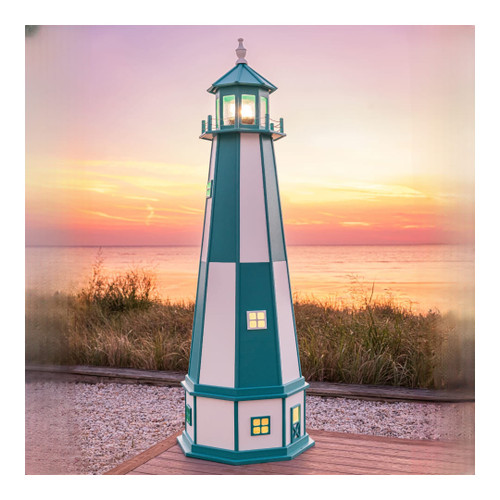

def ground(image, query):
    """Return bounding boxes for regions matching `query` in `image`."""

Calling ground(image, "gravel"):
[25,381,474,475]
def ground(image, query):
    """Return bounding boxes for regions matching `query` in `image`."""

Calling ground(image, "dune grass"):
[25,261,474,390]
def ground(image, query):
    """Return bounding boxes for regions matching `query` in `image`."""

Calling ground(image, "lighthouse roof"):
[208,62,277,94]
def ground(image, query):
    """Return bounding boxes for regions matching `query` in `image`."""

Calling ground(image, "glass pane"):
[215,98,220,128]
[241,94,256,125]
[223,95,235,125]
[260,97,268,127]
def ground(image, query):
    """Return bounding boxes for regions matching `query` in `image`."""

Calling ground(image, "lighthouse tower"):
[177,39,314,465]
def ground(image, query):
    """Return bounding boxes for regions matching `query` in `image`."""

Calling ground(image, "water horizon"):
[25,244,474,315]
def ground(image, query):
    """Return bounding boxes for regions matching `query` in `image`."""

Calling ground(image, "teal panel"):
[261,137,286,261]
[237,263,281,388]
[177,430,314,465]
[187,260,208,382]
[209,133,239,262]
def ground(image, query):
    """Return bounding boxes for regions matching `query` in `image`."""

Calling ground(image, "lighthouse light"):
[223,95,236,125]
[247,310,267,330]
[241,94,256,124]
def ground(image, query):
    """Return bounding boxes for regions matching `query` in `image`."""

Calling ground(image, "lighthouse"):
[177,39,314,465]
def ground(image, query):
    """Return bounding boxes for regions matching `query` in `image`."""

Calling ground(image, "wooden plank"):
[311,431,474,458]
[134,462,216,475]
[109,429,474,476]
[154,449,407,475]
[104,431,183,475]
[25,364,474,402]
[304,441,473,465]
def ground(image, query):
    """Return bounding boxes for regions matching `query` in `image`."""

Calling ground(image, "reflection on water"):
[25,244,474,314]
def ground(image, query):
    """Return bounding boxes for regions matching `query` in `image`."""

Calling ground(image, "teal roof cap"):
[208,39,278,94]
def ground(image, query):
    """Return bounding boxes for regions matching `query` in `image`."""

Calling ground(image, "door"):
[290,404,301,443]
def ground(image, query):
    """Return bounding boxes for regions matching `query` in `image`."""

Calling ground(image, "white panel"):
[239,134,269,263]
[201,136,217,262]
[185,392,194,441]
[196,397,234,450]
[238,398,282,451]
[199,262,236,387]
[285,391,305,446]
[273,261,301,383]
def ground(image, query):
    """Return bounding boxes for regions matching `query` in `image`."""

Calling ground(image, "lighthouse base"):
[177,430,315,466]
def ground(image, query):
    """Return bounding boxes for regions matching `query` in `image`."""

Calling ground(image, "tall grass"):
[25,259,474,389]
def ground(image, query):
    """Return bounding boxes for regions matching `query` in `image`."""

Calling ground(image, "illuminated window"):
[260,96,268,128]
[251,416,270,436]
[206,180,213,198]
[290,404,301,442]
[247,310,267,330]
[241,94,256,125]
[215,98,220,128]
[223,95,236,125]
[185,404,192,426]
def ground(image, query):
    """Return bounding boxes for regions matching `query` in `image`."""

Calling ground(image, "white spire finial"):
[235,38,247,64]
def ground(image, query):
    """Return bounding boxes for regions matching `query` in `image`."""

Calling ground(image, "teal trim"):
[182,375,308,401]
[238,263,280,388]
[200,127,286,142]
[193,395,197,444]
[209,133,239,261]
[234,401,239,451]
[303,390,306,437]
[187,260,208,383]
[261,136,285,261]
[251,416,271,436]
[185,403,192,426]
[281,398,286,447]
[234,132,241,386]
[177,431,314,466]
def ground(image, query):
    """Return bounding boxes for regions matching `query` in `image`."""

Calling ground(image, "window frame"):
[246,310,267,330]
[251,416,271,436]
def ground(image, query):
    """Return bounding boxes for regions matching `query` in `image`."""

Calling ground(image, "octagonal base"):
[177,430,315,466]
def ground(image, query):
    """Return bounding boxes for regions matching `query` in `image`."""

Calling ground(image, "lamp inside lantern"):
[223,95,236,125]
[241,94,256,124]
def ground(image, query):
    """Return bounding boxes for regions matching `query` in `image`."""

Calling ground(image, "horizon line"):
[25,242,473,248]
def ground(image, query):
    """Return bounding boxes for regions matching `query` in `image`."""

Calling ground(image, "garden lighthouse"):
[178,39,314,465]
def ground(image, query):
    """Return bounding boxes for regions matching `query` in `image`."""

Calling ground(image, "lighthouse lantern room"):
[177,39,315,465]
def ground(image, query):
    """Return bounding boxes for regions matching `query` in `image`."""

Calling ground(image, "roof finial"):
[235,38,247,64]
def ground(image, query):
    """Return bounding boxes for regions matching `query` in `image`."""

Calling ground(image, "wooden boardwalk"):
[105,429,474,475]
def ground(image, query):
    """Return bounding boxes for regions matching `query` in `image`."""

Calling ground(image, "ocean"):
[25,244,474,315]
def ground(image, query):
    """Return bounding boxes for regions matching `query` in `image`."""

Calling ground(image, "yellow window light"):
[247,310,267,330]
[251,416,271,436]
[292,406,300,424]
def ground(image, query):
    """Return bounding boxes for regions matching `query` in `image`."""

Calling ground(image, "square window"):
[247,310,267,330]
[251,416,271,436]
[206,180,213,198]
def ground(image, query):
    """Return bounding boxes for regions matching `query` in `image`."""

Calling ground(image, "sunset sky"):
[25,25,474,246]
